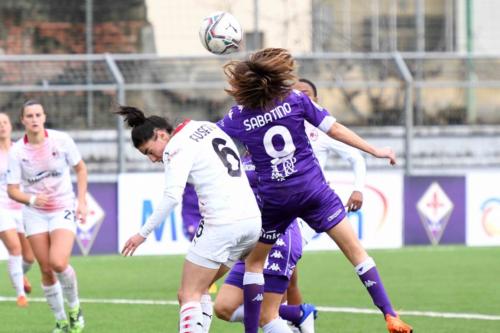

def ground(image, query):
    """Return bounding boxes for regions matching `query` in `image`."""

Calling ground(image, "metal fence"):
[1,52,500,174]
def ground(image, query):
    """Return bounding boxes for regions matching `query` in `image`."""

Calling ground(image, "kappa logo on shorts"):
[328,208,343,221]
[269,250,284,259]
[275,238,285,246]
[267,263,281,272]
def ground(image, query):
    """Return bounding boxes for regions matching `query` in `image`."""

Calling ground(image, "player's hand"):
[373,147,396,165]
[346,191,363,212]
[33,194,49,208]
[76,200,88,224]
[121,233,146,257]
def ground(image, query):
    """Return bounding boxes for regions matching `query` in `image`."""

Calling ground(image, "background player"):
[116,106,261,333]
[0,112,34,307]
[7,100,87,333]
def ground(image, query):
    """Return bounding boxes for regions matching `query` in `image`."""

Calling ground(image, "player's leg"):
[0,228,27,306]
[30,232,69,331]
[326,217,412,333]
[286,268,302,305]
[49,216,83,333]
[18,227,34,294]
[260,291,293,333]
[243,241,271,333]
[178,258,221,333]
[214,283,245,321]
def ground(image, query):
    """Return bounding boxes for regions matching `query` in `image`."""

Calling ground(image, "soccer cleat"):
[69,306,85,333]
[16,295,28,307]
[385,314,413,333]
[52,320,70,333]
[23,275,32,294]
[297,303,318,333]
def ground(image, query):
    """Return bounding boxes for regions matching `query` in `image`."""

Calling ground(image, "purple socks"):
[355,257,396,317]
[243,272,265,333]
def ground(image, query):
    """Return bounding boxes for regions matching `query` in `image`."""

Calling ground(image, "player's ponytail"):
[224,47,296,110]
[114,105,174,148]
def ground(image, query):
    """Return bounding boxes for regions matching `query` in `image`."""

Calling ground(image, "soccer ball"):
[199,12,242,55]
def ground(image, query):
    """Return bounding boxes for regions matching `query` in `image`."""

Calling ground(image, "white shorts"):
[23,206,77,237]
[0,208,24,233]
[186,217,261,270]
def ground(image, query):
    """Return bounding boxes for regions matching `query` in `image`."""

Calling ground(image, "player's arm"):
[122,145,193,256]
[6,149,48,207]
[324,138,366,211]
[73,160,88,223]
[300,92,396,165]
[326,122,396,165]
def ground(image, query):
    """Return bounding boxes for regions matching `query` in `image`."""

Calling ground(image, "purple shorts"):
[259,183,346,244]
[224,220,302,294]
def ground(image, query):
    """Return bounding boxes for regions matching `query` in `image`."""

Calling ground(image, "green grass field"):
[1,246,500,332]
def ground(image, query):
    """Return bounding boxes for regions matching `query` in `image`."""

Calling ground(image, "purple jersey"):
[181,183,202,241]
[217,90,336,195]
[218,90,345,243]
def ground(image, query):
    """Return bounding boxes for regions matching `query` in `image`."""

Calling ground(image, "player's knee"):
[213,301,232,321]
[49,258,68,273]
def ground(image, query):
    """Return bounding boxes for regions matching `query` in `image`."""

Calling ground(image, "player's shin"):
[200,294,213,333]
[179,301,204,333]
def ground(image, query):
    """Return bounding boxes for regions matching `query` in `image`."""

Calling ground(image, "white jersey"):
[140,120,260,238]
[7,129,82,212]
[305,121,366,192]
[0,148,22,210]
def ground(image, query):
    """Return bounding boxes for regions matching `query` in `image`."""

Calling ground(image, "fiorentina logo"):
[75,193,105,256]
[417,182,454,245]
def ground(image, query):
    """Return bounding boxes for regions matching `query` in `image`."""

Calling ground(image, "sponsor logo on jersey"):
[27,170,63,184]
[261,228,281,241]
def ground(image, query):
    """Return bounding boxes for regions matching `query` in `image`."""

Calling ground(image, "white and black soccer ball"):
[199,11,242,55]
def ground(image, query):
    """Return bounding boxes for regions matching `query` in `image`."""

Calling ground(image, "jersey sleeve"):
[216,107,242,140]
[63,133,82,166]
[300,93,336,133]
[6,148,21,185]
[321,137,367,192]
[139,140,194,238]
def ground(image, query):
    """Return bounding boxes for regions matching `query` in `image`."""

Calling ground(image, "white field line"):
[1,296,499,321]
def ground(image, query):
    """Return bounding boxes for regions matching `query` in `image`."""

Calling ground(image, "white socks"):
[262,317,294,333]
[56,265,80,309]
[354,257,376,276]
[200,294,213,333]
[8,255,24,297]
[230,304,245,322]
[180,301,203,333]
[42,282,67,321]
